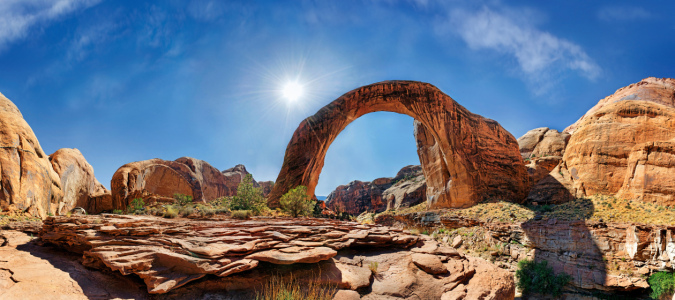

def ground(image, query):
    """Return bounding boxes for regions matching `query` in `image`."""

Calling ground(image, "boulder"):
[0,92,62,218]
[268,81,530,209]
[49,148,111,215]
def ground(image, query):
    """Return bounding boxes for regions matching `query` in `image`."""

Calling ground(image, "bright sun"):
[282,81,304,102]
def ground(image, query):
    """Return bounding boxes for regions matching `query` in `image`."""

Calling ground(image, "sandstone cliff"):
[49,148,111,214]
[526,77,675,206]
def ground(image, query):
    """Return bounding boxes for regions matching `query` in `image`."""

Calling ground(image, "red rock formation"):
[562,95,675,204]
[269,81,530,209]
[0,92,63,218]
[383,165,426,211]
[40,215,515,298]
[49,148,111,215]
[565,77,675,134]
[111,159,273,210]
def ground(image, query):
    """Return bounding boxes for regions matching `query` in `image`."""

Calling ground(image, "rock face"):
[383,165,426,211]
[517,127,570,159]
[0,92,62,218]
[49,148,111,215]
[269,81,530,209]
[39,215,514,298]
[325,165,426,215]
[560,78,675,205]
[111,159,271,210]
[378,210,673,294]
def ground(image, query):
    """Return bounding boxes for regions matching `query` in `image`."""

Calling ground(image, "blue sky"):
[0,0,673,196]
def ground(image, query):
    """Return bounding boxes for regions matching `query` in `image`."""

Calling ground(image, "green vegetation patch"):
[516,260,571,297]
[648,271,675,299]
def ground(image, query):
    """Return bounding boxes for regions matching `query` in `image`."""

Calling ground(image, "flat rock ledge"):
[39,215,514,299]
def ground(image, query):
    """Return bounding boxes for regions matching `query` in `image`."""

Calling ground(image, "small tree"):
[128,198,145,214]
[174,193,193,206]
[229,174,267,214]
[280,186,314,218]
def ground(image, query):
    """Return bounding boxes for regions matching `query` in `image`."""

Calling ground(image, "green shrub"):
[516,260,571,297]
[280,186,313,218]
[174,193,193,206]
[127,198,145,213]
[112,209,124,215]
[255,274,336,300]
[231,210,252,220]
[228,174,268,214]
[649,272,675,299]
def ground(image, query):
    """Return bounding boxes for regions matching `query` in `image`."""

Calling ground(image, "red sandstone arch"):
[268,81,530,209]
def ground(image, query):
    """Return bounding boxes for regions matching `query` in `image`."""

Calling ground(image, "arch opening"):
[268,81,530,209]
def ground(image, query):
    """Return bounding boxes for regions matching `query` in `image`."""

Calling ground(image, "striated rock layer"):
[269,81,530,209]
[0,92,62,218]
[39,215,514,298]
[49,148,111,215]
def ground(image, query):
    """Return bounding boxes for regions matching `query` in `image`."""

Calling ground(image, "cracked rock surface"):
[36,215,515,299]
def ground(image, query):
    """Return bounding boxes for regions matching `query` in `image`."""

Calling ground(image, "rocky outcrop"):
[49,148,111,215]
[222,164,274,196]
[111,159,271,210]
[325,165,426,215]
[326,180,390,215]
[565,77,675,134]
[382,165,426,211]
[0,92,62,218]
[376,210,673,295]
[269,81,530,209]
[39,215,515,298]
[560,79,675,205]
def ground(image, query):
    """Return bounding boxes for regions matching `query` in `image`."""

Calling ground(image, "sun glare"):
[282,81,304,102]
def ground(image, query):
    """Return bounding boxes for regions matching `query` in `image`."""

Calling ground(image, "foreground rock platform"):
[38,215,514,299]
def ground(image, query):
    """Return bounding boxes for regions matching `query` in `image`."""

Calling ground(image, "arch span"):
[268,81,530,209]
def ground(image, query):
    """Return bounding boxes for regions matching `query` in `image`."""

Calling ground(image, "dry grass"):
[376,195,675,225]
[0,214,41,227]
[255,274,336,300]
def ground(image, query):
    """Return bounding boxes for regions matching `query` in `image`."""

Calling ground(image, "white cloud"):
[598,6,652,22]
[0,0,100,53]
[437,5,600,95]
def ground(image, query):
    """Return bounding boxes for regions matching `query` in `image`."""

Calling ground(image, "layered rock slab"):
[39,215,514,299]
[269,81,530,209]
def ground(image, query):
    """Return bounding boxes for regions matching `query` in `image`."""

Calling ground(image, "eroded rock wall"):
[49,148,111,215]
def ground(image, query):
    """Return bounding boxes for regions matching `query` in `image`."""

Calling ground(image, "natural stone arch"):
[268,81,530,209]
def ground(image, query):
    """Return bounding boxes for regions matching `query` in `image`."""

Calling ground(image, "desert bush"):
[228,174,267,214]
[174,193,193,206]
[112,209,124,215]
[163,206,178,218]
[231,210,252,220]
[369,261,379,274]
[127,198,145,213]
[648,272,675,299]
[255,274,336,300]
[280,186,313,218]
[516,260,571,297]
